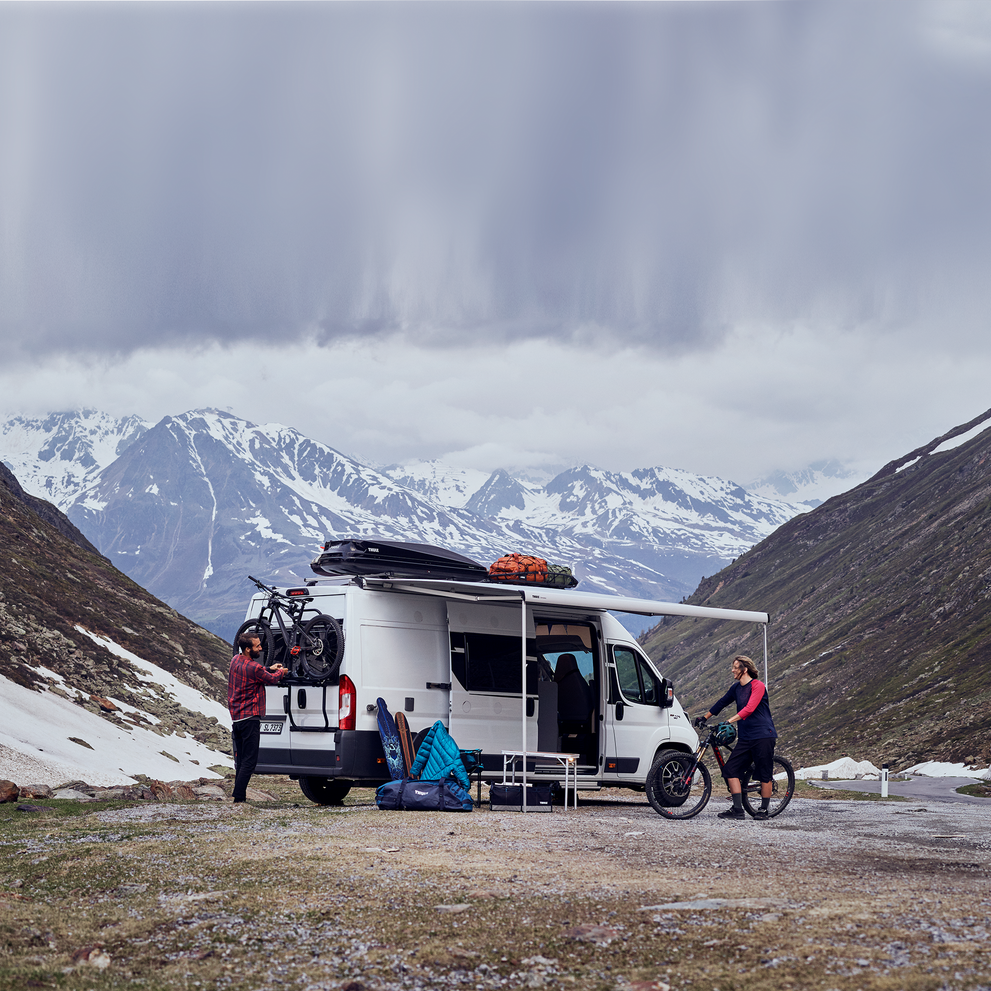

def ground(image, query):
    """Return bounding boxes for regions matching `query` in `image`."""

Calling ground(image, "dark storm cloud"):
[1,1,989,358]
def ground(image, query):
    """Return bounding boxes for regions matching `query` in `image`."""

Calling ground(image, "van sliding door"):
[448,602,538,766]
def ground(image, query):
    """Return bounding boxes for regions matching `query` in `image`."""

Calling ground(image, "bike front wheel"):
[741,755,795,818]
[646,754,712,820]
[234,619,274,666]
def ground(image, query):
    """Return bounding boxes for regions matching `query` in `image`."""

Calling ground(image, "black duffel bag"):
[375,778,473,812]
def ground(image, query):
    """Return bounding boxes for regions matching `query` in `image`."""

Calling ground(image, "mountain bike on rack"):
[234,576,345,682]
[645,719,795,820]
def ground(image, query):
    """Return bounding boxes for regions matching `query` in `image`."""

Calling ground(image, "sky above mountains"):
[2,2,989,484]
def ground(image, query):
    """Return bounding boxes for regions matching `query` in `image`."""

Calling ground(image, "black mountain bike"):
[234,576,345,682]
[645,720,795,820]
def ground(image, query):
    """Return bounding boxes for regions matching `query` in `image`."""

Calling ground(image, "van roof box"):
[310,538,490,581]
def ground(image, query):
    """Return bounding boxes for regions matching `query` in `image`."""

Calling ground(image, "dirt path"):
[2,788,990,991]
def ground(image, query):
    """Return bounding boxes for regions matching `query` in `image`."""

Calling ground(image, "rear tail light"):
[339,674,356,731]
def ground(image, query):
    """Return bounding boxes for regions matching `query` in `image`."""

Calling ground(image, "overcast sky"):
[2,1,991,484]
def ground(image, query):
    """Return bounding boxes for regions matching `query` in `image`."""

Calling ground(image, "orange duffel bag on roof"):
[488,553,548,584]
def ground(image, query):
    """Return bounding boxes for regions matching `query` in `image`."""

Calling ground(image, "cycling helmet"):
[712,721,737,746]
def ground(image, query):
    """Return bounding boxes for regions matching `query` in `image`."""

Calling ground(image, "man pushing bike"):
[699,655,777,821]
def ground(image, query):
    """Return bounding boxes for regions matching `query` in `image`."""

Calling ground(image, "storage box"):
[489,782,554,812]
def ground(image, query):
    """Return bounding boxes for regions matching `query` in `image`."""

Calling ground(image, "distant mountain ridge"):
[745,459,868,506]
[642,407,991,771]
[3,408,815,639]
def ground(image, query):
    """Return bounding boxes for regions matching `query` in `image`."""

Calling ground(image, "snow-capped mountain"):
[746,459,868,507]
[380,459,492,509]
[1,408,816,639]
[0,410,152,505]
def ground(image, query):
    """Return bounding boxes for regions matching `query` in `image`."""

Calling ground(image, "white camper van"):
[239,552,769,806]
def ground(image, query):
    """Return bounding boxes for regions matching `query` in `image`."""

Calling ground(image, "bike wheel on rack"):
[646,754,712,819]
[234,619,275,666]
[741,755,795,818]
[298,614,345,681]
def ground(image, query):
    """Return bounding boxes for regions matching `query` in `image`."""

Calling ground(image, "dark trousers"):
[232,718,261,802]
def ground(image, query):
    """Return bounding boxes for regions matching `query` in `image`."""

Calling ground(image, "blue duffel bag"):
[375,778,473,812]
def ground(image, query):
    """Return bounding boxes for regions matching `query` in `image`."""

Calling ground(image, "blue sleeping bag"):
[410,720,472,791]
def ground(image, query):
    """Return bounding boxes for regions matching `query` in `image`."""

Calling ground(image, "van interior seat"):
[555,652,594,729]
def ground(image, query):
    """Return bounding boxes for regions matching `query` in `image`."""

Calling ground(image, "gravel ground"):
[2,784,990,991]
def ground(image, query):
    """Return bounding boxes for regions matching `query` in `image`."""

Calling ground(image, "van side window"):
[452,633,538,694]
[612,646,662,706]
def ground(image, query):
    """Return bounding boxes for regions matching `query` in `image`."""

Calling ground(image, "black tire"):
[298,614,345,681]
[646,754,712,819]
[234,619,274,666]
[298,776,352,806]
[647,749,692,807]
[741,755,795,818]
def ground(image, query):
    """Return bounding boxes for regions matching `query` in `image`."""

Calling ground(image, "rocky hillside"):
[642,408,991,771]
[0,462,233,757]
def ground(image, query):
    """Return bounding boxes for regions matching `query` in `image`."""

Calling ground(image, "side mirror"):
[660,679,675,709]
[615,701,624,721]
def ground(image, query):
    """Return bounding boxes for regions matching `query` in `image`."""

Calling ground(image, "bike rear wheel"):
[646,754,712,819]
[741,755,795,818]
[298,614,345,681]
[234,619,274,666]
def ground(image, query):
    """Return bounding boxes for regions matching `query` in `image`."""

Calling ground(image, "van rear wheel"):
[298,777,351,806]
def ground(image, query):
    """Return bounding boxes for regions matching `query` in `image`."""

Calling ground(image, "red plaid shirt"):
[228,653,285,722]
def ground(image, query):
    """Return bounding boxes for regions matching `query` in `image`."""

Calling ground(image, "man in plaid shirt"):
[228,632,288,803]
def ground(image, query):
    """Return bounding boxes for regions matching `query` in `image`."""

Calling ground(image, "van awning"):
[354,576,768,625]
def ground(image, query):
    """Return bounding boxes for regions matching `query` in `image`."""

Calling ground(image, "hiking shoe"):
[752,808,770,820]
[717,807,746,820]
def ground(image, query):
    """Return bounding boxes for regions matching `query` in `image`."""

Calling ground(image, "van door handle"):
[426,682,451,690]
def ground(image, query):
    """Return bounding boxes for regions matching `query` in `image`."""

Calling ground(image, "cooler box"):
[489,783,553,812]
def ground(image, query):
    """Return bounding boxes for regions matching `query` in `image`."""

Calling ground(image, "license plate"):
[260,721,283,734]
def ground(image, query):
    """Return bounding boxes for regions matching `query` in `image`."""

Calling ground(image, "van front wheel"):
[298,777,351,806]
[648,750,692,807]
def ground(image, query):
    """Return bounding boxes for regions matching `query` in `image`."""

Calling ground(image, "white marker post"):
[881,764,889,798]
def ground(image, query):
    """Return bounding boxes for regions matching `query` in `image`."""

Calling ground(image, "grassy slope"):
[642,425,991,771]
[0,465,233,753]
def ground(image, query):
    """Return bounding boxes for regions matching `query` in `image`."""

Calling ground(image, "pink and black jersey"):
[709,679,777,741]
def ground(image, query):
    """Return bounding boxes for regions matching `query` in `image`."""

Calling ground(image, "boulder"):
[194,785,228,800]
[0,780,18,803]
[244,787,277,802]
[148,780,174,801]
[52,788,96,801]
[18,784,53,799]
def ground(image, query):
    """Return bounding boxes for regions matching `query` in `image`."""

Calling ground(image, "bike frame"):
[677,731,734,789]
[256,592,314,657]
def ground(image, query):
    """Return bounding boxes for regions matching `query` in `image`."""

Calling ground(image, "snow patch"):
[794,758,882,780]
[0,672,231,787]
[74,626,231,725]
[902,760,991,780]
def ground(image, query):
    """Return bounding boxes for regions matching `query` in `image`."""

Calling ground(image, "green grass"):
[956,781,991,798]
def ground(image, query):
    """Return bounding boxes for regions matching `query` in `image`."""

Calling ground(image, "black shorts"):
[723,737,776,783]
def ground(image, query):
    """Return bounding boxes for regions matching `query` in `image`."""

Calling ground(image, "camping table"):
[501,750,580,810]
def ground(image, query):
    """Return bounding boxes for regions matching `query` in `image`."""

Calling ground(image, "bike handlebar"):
[247,575,280,596]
